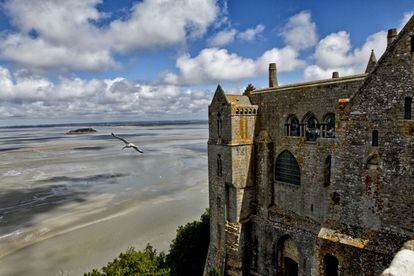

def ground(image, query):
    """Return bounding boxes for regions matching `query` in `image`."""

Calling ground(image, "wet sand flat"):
[0,122,208,275]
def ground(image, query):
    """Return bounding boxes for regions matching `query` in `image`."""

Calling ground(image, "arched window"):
[405,97,412,119]
[324,253,339,276]
[372,130,379,147]
[323,113,335,138]
[285,115,300,136]
[217,113,222,138]
[303,113,319,141]
[324,155,332,187]
[217,154,222,176]
[275,151,301,185]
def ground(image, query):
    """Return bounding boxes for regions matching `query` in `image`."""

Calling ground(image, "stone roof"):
[251,73,368,94]
[225,94,252,106]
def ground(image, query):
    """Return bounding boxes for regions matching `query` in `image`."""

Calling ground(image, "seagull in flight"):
[111,133,143,153]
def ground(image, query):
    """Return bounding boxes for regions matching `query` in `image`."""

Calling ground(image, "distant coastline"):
[0,119,208,129]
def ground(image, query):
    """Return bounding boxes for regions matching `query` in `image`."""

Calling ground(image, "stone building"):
[204,16,414,276]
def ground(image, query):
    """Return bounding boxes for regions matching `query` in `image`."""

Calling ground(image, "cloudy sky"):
[0,0,413,126]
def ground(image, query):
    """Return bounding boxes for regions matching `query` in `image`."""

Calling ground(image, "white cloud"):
[208,29,237,47]
[313,31,352,69]
[304,30,387,80]
[400,12,414,29]
[108,0,219,52]
[237,24,265,41]
[164,46,305,85]
[0,66,212,119]
[281,11,318,50]
[208,24,265,47]
[0,0,219,71]
[165,11,317,85]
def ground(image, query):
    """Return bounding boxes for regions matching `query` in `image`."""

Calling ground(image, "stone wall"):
[205,16,414,276]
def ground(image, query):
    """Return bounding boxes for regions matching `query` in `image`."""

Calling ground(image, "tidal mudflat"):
[0,121,208,275]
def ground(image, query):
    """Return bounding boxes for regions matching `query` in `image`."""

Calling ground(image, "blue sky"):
[0,0,412,125]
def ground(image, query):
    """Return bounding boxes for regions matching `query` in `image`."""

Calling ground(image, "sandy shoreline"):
[0,123,209,275]
[0,182,208,275]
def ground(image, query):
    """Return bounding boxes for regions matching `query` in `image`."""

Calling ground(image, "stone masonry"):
[204,16,414,276]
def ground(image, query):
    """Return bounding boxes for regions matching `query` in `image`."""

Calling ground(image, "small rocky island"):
[66,128,97,135]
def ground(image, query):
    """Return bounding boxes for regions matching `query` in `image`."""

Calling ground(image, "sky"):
[0,0,413,126]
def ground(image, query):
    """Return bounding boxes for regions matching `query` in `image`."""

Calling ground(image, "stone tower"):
[205,85,258,275]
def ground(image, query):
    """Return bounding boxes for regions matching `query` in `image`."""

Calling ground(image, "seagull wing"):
[131,145,144,153]
[111,133,129,144]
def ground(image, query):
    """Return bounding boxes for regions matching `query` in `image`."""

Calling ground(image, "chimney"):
[387,28,398,46]
[269,63,278,88]
[332,72,339,79]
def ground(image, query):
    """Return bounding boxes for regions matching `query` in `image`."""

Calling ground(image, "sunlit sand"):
[0,122,208,275]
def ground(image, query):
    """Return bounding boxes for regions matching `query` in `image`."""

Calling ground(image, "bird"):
[111,133,143,153]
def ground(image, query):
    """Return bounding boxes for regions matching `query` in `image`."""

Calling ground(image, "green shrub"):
[166,209,210,276]
[85,209,210,276]
[84,244,169,276]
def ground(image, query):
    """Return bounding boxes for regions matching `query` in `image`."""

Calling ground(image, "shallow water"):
[0,122,208,275]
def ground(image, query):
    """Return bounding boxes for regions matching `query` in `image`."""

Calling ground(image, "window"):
[225,184,236,222]
[286,115,300,136]
[217,113,222,138]
[324,155,332,187]
[323,113,335,138]
[303,113,319,141]
[405,97,412,119]
[372,130,379,147]
[225,184,230,221]
[324,254,339,276]
[411,35,414,53]
[275,151,301,185]
[367,154,380,170]
[217,154,222,176]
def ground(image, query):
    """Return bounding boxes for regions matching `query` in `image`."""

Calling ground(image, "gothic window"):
[285,115,300,136]
[405,97,412,119]
[323,113,335,138]
[303,113,319,141]
[217,112,222,138]
[372,130,379,147]
[275,150,301,185]
[217,154,223,176]
[324,254,339,276]
[324,155,332,187]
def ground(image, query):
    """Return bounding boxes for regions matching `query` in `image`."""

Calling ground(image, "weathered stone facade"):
[205,17,414,276]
